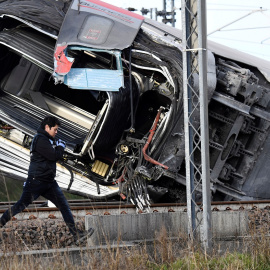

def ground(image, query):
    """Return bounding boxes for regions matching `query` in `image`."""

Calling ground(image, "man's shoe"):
[75,228,94,245]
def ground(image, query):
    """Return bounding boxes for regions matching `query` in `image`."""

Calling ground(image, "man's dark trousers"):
[0,177,77,235]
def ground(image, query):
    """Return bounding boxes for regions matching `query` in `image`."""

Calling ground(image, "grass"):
[1,234,270,270]
[0,175,85,201]
[1,175,270,269]
[0,176,24,201]
[2,217,270,270]
[162,252,269,270]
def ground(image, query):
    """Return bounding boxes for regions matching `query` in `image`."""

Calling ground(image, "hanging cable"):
[128,46,135,133]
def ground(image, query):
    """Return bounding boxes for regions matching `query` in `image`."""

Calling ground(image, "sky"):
[102,0,270,62]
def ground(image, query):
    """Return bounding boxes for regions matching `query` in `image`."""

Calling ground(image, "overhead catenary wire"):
[206,4,270,61]
[218,26,270,31]
[207,3,266,9]
[261,37,270,44]
[207,8,267,36]
[208,8,265,11]
[209,36,270,45]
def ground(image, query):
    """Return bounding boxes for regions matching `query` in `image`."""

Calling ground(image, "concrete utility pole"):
[181,0,212,251]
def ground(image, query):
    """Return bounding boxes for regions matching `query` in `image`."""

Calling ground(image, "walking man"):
[0,116,94,244]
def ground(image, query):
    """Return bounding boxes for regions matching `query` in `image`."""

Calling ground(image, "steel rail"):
[1,200,270,213]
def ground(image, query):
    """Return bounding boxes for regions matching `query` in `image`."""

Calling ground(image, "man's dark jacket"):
[28,127,64,182]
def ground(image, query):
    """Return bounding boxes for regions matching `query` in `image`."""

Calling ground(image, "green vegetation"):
[0,175,84,201]
[154,252,270,270]
[1,236,270,269]
[0,175,23,201]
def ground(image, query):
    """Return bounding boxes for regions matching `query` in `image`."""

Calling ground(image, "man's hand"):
[56,139,66,148]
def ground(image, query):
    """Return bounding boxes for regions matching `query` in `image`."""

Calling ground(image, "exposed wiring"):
[132,49,175,88]
[127,47,135,132]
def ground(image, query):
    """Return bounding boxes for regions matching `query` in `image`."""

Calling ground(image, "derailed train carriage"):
[0,0,270,210]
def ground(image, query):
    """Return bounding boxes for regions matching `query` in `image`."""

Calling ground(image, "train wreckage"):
[0,0,270,210]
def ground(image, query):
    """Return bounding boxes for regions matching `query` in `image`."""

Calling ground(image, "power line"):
[207,3,267,9]
[208,8,267,11]
[209,36,270,45]
[261,36,270,43]
[220,26,270,31]
[207,8,267,36]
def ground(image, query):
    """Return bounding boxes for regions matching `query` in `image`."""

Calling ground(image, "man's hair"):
[40,116,61,129]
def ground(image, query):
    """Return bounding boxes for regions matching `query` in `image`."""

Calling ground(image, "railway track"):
[0,199,269,219]
[0,199,269,251]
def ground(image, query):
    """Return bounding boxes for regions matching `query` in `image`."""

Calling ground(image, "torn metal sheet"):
[53,0,143,88]
[57,0,144,50]
[56,47,124,91]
